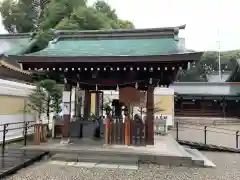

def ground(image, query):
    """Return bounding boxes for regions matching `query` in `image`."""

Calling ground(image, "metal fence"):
[0,121,37,154]
[175,121,240,149]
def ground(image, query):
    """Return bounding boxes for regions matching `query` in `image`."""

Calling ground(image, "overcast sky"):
[1,0,240,51]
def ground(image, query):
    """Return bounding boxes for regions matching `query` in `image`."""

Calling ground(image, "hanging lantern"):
[135,82,138,89]
[77,82,79,89]
[116,84,119,91]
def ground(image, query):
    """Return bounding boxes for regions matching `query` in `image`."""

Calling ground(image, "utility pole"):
[217,28,222,80]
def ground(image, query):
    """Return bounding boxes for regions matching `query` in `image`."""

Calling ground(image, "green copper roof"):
[27,37,181,56]
[0,34,32,55]
[25,26,189,57]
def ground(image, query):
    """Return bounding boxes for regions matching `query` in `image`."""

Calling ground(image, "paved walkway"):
[170,124,240,148]
[4,151,240,180]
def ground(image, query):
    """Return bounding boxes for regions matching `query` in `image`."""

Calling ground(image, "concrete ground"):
[170,124,240,148]
[3,151,240,180]
[4,121,240,179]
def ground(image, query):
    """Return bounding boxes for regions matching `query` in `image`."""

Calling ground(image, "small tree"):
[27,79,62,125]
[51,85,62,116]
[37,79,62,123]
[27,86,46,120]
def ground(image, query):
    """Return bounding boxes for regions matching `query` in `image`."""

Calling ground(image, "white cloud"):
[89,0,240,51]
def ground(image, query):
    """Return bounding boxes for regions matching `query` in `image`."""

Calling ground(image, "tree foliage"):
[27,79,62,121]
[0,0,135,52]
[27,86,46,119]
[0,0,38,33]
[37,79,62,119]
[176,50,240,82]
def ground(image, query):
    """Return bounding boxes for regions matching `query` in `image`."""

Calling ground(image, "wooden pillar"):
[95,92,99,117]
[61,83,71,143]
[123,106,130,145]
[125,117,130,146]
[105,107,111,144]
[76,88,83,117]
[223,100,226,118]
[95,91,103,117]
[74,87,77,117]
[146,86,154,145]
[84,90,90,120]
[105,116,110,144]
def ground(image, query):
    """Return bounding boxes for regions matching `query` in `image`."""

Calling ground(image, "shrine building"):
[5,25,203,146]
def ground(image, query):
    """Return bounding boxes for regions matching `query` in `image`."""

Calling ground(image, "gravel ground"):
[4,151,240,180]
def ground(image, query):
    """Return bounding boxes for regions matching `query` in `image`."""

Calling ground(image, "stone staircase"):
[51,153,138,166]
[49,145,215,168]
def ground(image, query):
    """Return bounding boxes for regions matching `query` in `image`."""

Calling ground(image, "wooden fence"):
[107,120,145,146]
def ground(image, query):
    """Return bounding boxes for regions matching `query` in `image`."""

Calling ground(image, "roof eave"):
[0,57,31,75]
[12,52,203,63]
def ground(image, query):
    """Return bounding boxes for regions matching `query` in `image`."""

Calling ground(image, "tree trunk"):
[47,96,50,126]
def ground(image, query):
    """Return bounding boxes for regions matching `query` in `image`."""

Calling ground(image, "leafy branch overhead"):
[0,0,135,52]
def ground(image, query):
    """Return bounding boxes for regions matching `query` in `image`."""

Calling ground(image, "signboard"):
[154,88,174,127]
[63,103,70,115]
[119,87,146,106]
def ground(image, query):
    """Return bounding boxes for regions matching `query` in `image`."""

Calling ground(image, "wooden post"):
[34,124,41,145]
[223,100,226,118]
[123,106,130,145]
[61,82,71,144]
[125,118,130,145]
[105,116,110,144]
[146,85,154,145]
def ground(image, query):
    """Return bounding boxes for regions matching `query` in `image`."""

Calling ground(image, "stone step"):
[51,153,138,165]
[184,147,216,167]
[50,150,197,167]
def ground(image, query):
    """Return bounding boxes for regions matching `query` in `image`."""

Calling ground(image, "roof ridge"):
[173,82,234,85]
[0,33,31,39]
[56,32,176,41]
[54,25,186,38]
